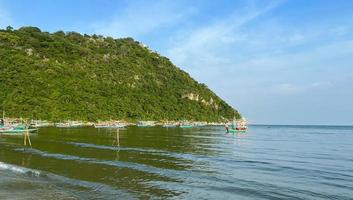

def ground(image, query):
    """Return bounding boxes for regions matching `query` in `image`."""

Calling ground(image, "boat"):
[161,121,178,128]
[30,120,51,128]
[180,124,193,128]
[94,120,127,128]
[56,121,84,128]
[94,124,126,128]
[178,120,194,128]
[0,124,37,134]
[227,128,247,133]
[162,124,177,128]
[0,112,37,134]
[193,122,207,127]
[137,121,155,127]
[226,118,248,133]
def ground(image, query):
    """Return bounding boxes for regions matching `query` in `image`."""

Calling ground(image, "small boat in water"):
[179,120,194,128]
[30,120,51,128]
[56,121,84,128]
[162,121,178,128]
[94,124,126,128]
[180,124,193,128]
[0,113,37,134]
[227,128,247,133]
[193,122,207,127]
[94,120,127,128]
[162,124,177,128]
[137,121,155,127]
[0,124,37,134]
[226,118,247,133]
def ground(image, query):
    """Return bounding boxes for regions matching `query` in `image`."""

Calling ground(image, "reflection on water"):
[1,125,353,199]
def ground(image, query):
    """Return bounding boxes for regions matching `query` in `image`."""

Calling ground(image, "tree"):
[6,26,13,31]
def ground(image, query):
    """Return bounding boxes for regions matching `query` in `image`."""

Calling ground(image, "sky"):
[0,0,353,125]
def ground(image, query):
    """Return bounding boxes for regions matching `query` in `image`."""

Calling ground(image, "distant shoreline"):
[250,124,353,127]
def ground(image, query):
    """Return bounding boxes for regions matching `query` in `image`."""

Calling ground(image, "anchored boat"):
[94,124,126,128]
[0,112,37,134]
[94,120,127,128]
[226,118,248,133]
[179,123,193,128]
[30,120,51,128]
[0,124,37,135]
[162,124,177,128]
[56,121,84,128]
[137,121,155,127]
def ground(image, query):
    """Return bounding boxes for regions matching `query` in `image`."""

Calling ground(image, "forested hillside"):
[0,26,240,122]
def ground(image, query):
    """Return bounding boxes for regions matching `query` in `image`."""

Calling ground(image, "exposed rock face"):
[183,93,219,110]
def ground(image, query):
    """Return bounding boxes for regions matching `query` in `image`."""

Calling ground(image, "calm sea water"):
[0,125,352,199]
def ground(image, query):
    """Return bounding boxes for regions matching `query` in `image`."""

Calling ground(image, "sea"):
[0,125,352,199]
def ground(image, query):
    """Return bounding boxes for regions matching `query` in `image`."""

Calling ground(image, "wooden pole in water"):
[24,132,26,146]
[27,130,32,147]
[112,129,120,147]
[117,129,120,147]
[24,129,32,148]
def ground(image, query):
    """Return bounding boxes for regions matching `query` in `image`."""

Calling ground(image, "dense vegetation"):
[0,26,240,122]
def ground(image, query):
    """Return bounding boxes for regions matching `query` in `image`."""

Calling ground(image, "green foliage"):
[0,26,241,122]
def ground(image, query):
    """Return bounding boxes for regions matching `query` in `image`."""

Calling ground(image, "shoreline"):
[2,118,227,128]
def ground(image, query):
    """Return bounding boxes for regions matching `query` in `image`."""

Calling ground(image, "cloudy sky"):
[1,0,353,125]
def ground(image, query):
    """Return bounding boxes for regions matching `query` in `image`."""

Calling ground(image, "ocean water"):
[0,125,352,199]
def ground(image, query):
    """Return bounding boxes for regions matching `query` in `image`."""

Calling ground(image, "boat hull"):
[94,125,126,128]
[162,125,177,128]
[180,125,193,128]
[0,128,37,135]
[227,129,247,133]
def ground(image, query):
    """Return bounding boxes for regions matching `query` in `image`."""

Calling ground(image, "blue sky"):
[1,0,353,125]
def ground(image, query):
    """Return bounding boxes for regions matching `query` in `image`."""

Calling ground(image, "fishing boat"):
[179,124,193,128]
[193,122,207,127]
[161,121,178,128]
[178,120,194,128]
[227,128,247,133]
[0,124,37,134]
[94,123,126,128]
[226,118,248,133]
[162,124,177,128]
[56,121,84,128]
[30,120,51,128]
[137,121,155,127]
[180,125,193,128]
[94,120,127,128]
[0,111,37,134]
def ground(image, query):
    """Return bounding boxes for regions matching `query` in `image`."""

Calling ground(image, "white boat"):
[30,120,51,128]
[94,121,126,128]
[56,121,84,128]
[94,124,126,128]
[137,121,155,127]
[162,124,177,128]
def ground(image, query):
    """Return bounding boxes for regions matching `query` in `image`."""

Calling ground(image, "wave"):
[66,141,207,162]
[14,148,180,176]
[12,147,217,183]
[0,161,41,176]
[0,161,135,199]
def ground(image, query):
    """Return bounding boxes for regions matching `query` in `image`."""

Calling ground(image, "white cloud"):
[92,1,196,38]
[160,0,353,124]
[166,1,284,70]
[273,81,333,95]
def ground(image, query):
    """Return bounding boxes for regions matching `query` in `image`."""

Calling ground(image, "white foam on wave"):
[0,161,41,176]
[0,161,134,199]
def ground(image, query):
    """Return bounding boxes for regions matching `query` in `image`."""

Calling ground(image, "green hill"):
[0,26,240,122]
